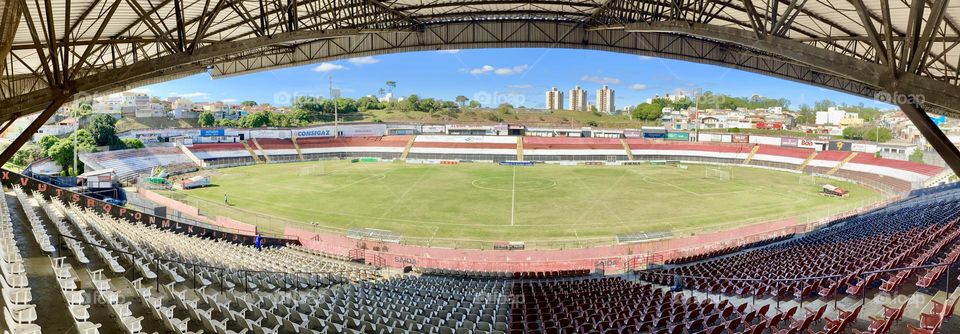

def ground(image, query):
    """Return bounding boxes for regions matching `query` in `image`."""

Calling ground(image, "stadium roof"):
[2,0,960,172]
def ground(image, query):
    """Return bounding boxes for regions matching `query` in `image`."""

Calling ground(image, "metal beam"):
[623,21,960,113]
[0,0,21,75]
[0,92,68,166]
[848,0,888,64]
[898,97,960,176]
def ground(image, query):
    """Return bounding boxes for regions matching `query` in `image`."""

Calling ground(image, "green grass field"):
[157,161,887,247]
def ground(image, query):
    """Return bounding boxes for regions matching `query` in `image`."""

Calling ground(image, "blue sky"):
[137,48,895,110]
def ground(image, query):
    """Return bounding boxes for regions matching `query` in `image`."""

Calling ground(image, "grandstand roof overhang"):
[3,0,960,173]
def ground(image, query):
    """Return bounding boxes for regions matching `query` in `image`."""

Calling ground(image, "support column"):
[0,94,69,166]
[898,96,960,175]
[0,0,21,74]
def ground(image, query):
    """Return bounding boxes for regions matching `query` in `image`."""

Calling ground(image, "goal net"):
[705,167,731,181]
[298,164,327,176]
[799,174,818,186]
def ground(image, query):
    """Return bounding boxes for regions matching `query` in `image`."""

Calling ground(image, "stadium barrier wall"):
[0,169,296,246]
[286,194,900,272]
[286,216,802,272]
[137,187,259,236]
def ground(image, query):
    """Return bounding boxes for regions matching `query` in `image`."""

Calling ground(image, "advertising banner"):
[781,137,799,147]
[731,134,750,143]
[623,130,643,138]
[200,129,225,137]
[642,132,666,139]
[665,132,690,141]
[829,141,852,151]
[420,125,446,133]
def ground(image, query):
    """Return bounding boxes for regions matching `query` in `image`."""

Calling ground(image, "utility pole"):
[694,88,702,142]
[329,74,339,138]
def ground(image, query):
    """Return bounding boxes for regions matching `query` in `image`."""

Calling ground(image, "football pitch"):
[157,160,887,247]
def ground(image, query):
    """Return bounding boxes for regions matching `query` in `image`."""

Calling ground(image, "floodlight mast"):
[330,74,339,139]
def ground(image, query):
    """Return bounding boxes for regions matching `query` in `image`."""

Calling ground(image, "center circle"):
[471,176,558,191]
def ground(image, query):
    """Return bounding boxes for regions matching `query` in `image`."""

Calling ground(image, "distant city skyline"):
[134,48,898,110]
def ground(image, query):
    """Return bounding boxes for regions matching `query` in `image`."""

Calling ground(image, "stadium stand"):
[79,147,199,182]
[522,137,627,161]
[296,136,409,161]
[3,167,960,333]
[638,186,960,299]
[188,142,256,167]
[76,136,942,196]
[250,138,300,162]
[407,135,519,161]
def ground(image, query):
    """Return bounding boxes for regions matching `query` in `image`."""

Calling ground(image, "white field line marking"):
[511,166,517,226]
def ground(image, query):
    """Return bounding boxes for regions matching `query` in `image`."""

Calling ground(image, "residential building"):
[596,85,614,113]
[815,107,862,126]
[568,86,587,111]
[545,87,564,111]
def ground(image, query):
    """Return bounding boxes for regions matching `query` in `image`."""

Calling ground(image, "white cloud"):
[494,65,528,75]
[469,65,495,74]
[168,92,209,99]
[222,98,238,103]
[467,64,528,75]
[312,62,345,72]
[637,55,654,61]
[581,75,622,85]
[629,84,649,91]
[438,49,461,54]
[508,84,533,89]
[347,56,379,65]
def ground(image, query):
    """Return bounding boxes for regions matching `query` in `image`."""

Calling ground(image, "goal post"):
[298,163,328,176]
[799,174,818,186]
[705,167,731,181]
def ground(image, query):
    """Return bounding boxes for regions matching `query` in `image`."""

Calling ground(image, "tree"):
[842,126,892,142]
[85,113,118,146]
[909,149,924,163]
[672,97,693,110]
[814,99,835,111]
[121,138,145,149]
[198,111,216,127]
[796,104,816,124]
[378,88,386,97]
[498,103,513,115]
[240,100,258,107]
[47,130,96,175]
[47,139,75,174]
[385,81,397,93]
[38,135,59,156]
[468,100,481,108]
[150,96,161,104]
[455,95,468,107]
[288,109,311,125]
[632,102,663,121]
[10,143,41,167]
[240,110,273,128]
[72,103,93,118]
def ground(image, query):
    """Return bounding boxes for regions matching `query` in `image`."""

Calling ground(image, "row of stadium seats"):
[663,234,795,266]
[6,177,960,334]
[80,146,198,181]
[639,186,960,300]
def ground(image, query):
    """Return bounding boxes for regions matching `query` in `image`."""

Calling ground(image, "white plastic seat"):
[4,307,41,334]
[76,321,102,334]
[70,304,92,321]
